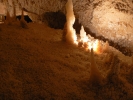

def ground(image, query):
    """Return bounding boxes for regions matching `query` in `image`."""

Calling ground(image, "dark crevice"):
[4,15,32,23]
[16,15,32,23]
[73,19,81,34]
[42,11,66,29]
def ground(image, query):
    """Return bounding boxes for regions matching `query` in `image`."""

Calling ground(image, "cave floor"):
[0,23,133,100]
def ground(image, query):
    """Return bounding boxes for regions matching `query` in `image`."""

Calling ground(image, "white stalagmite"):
[80,26,87,42]
[93,40,102,54]
[90,48,103,85]
[65,0,77,44]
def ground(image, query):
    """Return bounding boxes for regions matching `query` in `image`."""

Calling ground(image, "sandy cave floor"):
[0,23,133,100]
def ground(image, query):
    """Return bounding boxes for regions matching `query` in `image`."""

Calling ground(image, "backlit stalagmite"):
[80,26,88,43]
[65,0,77,44]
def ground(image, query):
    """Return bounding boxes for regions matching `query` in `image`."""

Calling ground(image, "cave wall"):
[0,0,133,48]
[0,0,67,21]
[73,0,133,48]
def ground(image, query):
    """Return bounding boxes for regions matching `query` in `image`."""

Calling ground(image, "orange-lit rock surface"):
[0,22,133,99]
[0,0,133,49]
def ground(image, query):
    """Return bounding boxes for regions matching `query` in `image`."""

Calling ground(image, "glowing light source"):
[80,26,89,43]
[93,40,99,52]
[76,25,109,54]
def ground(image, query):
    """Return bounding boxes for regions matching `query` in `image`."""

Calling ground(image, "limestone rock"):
[0,0,133,49]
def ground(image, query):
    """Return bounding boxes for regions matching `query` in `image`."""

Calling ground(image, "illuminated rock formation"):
[65,0,77,44]
[0,0,132,49]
